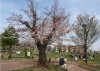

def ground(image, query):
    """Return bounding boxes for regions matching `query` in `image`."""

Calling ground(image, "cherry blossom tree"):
[8,0,70,66]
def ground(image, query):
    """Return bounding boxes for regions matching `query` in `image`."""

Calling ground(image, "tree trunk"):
[38,47,47,66]
[8,45,12,59]
[84,45,87,66]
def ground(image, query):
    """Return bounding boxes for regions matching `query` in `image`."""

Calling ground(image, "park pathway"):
[66,64,90,71]
[0,61,34,71]
[0,61,90,71]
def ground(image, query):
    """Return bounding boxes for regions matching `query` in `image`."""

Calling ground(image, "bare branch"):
[70,14,100,48]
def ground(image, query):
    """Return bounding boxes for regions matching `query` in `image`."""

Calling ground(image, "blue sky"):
[0,0,100,51]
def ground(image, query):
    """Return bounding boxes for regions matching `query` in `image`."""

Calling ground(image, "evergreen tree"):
[1,26,19,58]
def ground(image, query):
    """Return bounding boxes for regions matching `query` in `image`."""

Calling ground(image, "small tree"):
[8,0,70,66]
[70,14,100,65]
[1,26,19,58]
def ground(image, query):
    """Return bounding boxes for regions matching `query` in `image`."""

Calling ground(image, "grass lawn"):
[89,65,100,70]
[78,54,100,70]
[1,52,72,61]
[1,51,39,61]
[88,54,100,70]
[12,65,67,71]
[47,52,72,60]
[90,54,100,64]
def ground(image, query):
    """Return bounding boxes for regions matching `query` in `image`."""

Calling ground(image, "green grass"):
[88,55,100,70]
[12,65,67,71]
[12,67,34,71]
[89,65,100,70]
[47,52,72,60]
[78,54,100,70]
[91,55,100,64]
[1,52,72,61]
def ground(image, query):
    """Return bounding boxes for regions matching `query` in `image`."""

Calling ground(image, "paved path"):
[0,61,90,71]
[0,61,34,71]
[66,64,90,71]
